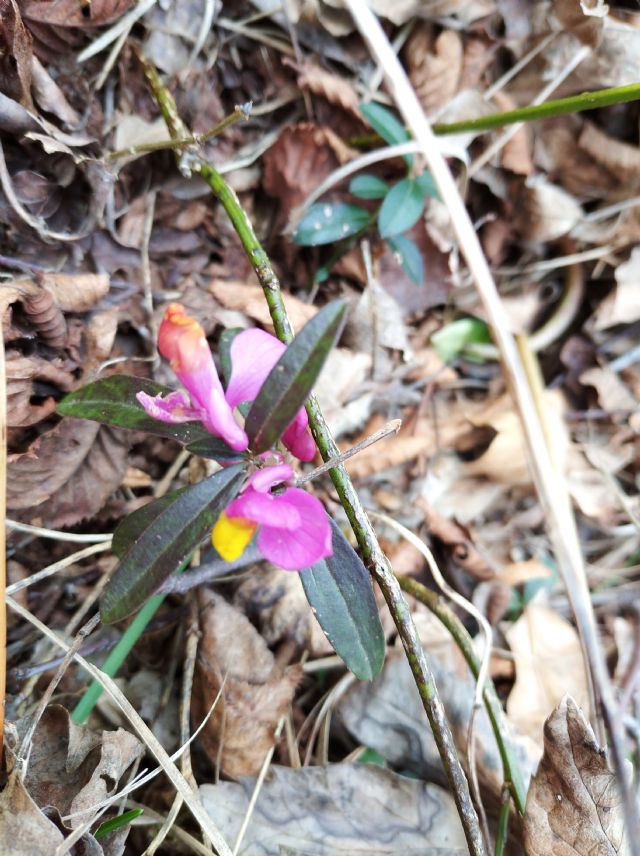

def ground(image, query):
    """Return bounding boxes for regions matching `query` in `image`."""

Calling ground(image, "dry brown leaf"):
[461,390,569,486]
[579,121,640,184]
[591,246,640,330]
[534,118,616,198]
[0,775,64,855]
[501,559,554,587]
[506,605,590,746]
[565,444,624,523]
[6,351,75,427]
[418,498,494,580]
[8,704,142,831]
[523,696,629,855]
[0,0,34,109]
[192,591,302,778]
[515,177,583,242]
[492,90,533,175]
[233,564,332,655]
[208,280,317,332]
[551,0,604,48]
[579,366,636,413]
[371,0,496,25]
[200,763,468,854]
[22,0,135,28]
[405,26,463,115]
[0,273,110,319]
[263,123,355,231]
[290,58,360,118]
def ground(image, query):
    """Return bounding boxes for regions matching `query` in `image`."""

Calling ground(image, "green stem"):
[397,575,527,815]
[194,151,485,856]
[432,82,640,135]
[71,592,165,724]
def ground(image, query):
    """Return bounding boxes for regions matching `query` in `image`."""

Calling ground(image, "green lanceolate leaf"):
[360,102,412,168]
[378,178,425,238]
[101,465,245,623]
[349,174,390,199]
[111,488,189,558]
[300,519,385,681]
[292,203,370,246]
[388,234,424,285]
[431,317,492,362]
[94,809,144,840]
[245,301,346,454]
[57,375,239,459]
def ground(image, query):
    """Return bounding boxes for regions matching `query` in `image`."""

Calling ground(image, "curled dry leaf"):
[418,498,494,581]
[405,26,463,115]
[0,775,64,856]
[201,763,468,855]
[6,352,75,427]
[523,696,629,856]
[7,704,143,830]
[506,605,590,746]
[287,58,361,118]
[22,0,136,29]
[192,590,302,778]
[208,280,317,333]
[579,122,640,186]
[515,177,583,242]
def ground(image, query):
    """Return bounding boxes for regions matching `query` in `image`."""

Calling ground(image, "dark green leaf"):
[415,170,439,199]
[245,301,346,454]
[101,465,245,623]
[388,234,424,285]
[431,317,492,362]
[94,810,143,840]
[360,102,412,168]
[349,174,389,199]
[218,327,243,385]
[300,519,385,681]
[111,488,189,558]
[57,375,236,459]
[292,203,370,246]
[378,178,425,238]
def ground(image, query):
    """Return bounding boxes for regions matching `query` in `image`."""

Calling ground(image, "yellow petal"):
[211,512,257,561]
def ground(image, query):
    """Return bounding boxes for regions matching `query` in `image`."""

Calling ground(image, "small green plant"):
[292,102,438,285]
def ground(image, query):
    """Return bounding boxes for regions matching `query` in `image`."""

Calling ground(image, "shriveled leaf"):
[101,465,245,623]
[192,591,302,778]
[292,202,370,246]
[245,301,346,454]
[57,375,237,457]
[523,696,628,855]
[378,178,425,238]
[200,764,468,854]
[388,234,424,285]
[360,101,412,168]
[300,519,385,681]
[349,173,389,199]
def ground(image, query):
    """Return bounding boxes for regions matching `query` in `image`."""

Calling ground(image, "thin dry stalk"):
[344,1,640,846]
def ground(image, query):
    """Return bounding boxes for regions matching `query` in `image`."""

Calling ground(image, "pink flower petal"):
[225,329,285,408]
[247,464,293,493]
[158,304,248,451]
[226,487,301,530]
[282,412,316,462]
[136,390,203,424]
[256,489,332,570]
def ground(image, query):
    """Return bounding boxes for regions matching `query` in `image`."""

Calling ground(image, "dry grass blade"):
[5,596,233,856]
[5,542,112,595]
[344,0,640,848]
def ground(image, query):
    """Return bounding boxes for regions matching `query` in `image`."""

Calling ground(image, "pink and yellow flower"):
[211,463,332,570]
[137,304,315,460]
